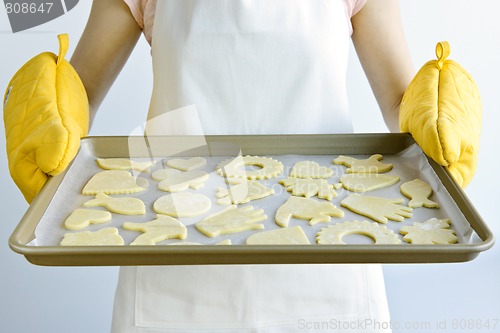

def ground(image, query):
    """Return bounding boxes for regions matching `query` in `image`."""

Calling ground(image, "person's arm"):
[351,0,414,132]
[70,0,142,127]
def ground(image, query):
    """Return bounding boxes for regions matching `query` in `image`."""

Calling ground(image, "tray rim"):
[9,133,495,266]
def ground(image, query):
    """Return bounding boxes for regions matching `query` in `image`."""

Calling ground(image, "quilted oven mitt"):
[3,34,89,203]
[400,42,482,188]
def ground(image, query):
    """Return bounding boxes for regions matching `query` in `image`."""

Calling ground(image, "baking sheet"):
[9,134,494,265]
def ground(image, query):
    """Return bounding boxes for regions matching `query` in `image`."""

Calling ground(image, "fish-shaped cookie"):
[400,179,439,208]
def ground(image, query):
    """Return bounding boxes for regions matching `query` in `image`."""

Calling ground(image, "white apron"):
[112,1,391,332]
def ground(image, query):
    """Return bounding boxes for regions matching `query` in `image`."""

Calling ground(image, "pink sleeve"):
[123,0,147,29]
[349,0,368,17]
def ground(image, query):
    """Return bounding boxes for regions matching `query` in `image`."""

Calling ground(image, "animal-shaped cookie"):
[400,179,439,208]
[196,205,267,237]
[82,170,148,195]
[246,226,310,245]
[64,209,112,230]
[333,154,393,173]
[166,157,207,171]
[60,228,124,246]
[340,194,413,224]
[154,169,209,192]
[275,196,344,227]
[216,155,283,180]
[340,174,400,193]
[153,192,212,218]
[216,179,274,205]
[96,158,155,172]
[83,193,146,215]
[399,218,457,244]
[316,220,401,245]
[279,177,338,200]
[289,161,334,179]
[123,215,188,245]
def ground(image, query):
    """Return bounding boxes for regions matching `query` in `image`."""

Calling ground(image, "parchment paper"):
[29,143,474,247]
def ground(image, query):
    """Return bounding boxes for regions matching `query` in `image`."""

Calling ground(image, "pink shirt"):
[124,0,367,45]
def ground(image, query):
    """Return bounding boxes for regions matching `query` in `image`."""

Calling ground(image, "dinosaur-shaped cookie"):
[275,196,344,227]
[64,209,112,230]
[84,193,145,215]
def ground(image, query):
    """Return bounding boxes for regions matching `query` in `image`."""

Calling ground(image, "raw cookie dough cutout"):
[290,161,333,179]
[152,168,181,181]
[153,192,212,218]
[60,228,124,246]
[400,218,457,244]
[275,196,344,227]
[155,169,209,192]
[246,226,310,245]
[216,179,274,205]
[196,205,267,237]
[317,221,401,245]
[216,155,283,180]
[84,193,145,215]
[64,209,112,230]
[167,157,207,171]
[340,174,400,193]
[96,158,155,172]
[341,194,413,224]
[280,177,338,200]
[333,154,393,173]
[400,179,439,208]
[123,215,187,245]
[82,170,148,195]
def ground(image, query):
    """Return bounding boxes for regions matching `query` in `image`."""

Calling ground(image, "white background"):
[0,1,499,332]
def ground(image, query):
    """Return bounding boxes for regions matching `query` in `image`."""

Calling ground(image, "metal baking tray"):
[9,134,494,266]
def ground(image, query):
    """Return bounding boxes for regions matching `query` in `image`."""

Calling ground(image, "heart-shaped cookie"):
[166,157,207,171]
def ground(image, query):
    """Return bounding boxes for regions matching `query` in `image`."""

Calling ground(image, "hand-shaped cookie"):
[196,205,267,237]
[341,194,413,224]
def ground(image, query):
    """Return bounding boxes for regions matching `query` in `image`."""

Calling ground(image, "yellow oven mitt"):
[3,34,89,203]
[400,42,482,188]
